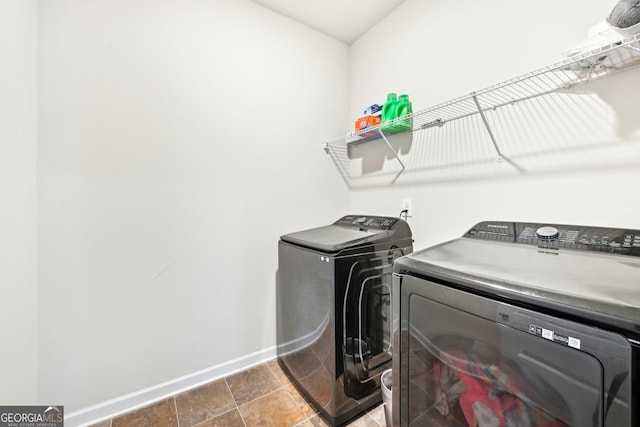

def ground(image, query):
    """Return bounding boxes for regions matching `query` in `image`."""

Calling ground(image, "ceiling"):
[249,0,407,45]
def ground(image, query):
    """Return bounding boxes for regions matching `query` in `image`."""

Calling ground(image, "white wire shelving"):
[323,34,640,188]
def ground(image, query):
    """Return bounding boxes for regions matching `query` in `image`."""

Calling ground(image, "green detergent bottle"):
[381,93,398,133]
[393,94,412,132]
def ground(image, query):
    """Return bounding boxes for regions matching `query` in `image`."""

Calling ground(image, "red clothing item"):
[433,350,567,427]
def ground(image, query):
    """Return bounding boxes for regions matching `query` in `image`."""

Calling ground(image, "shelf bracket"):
[323,142,353,189]
[472,93,503,162]
[378,128,406,184]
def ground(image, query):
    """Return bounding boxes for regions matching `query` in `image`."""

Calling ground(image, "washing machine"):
[277,215,413,426]
[392,221,639,427]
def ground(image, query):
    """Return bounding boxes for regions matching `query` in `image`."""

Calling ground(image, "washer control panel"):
[335,215,398,230]
[465,221,640,256]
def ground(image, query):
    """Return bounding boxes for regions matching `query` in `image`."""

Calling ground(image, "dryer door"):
[341,248,403,399]
[393,275,632,427]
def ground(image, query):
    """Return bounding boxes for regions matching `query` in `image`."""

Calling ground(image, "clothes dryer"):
[392,221,639,427]
[277,215,413,426]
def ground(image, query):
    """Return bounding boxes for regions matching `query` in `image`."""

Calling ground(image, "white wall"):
[37,0,349,413]
[0,0,38,404]
[348,0,640,248]
[28,0,640,418]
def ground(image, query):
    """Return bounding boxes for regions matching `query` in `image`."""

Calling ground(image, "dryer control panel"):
[335,215,398,230]
[465,221,640,256]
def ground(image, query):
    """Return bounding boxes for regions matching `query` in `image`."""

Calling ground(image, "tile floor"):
[89,359,386,427]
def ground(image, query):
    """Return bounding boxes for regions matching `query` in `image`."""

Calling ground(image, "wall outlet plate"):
[402,199,412,218]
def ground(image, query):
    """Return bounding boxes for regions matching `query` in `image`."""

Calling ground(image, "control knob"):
[536,226,559,242]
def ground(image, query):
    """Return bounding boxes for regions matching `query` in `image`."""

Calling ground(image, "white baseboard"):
[65,346,277,427]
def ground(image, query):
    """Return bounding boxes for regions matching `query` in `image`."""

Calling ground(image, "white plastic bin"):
[381,369,392,426]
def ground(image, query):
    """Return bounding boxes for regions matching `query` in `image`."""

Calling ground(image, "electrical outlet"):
[401,199,412,218]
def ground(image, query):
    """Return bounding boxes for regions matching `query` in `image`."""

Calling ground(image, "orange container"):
[355,115,381,134]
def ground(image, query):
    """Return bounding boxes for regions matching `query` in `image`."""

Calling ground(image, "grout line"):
[226,364,289,408]
[223,377,240,408]
[292,419,311,427]
[171,394,180,427]
[173,396,180,427]
[281,387,308,418]
[101,360,378,427]
[265,360,288,387]
[190,408,246,427]
[234,386,284,407]
[225,377,247,427]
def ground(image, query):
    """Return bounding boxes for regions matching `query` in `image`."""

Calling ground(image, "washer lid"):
[280,215,411,253]
[395,235,640,334]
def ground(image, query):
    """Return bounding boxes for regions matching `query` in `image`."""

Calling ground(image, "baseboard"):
[65,346,277,427]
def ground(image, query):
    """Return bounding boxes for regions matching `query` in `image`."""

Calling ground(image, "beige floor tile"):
[90,361,382,427]
[368,404,386,426]
[284,383,318,418]
[346,413,380,427]
[267,358,292,386]
[174,379,236,427]
[193,408,244,427]
[226,364,282,405]
[307,414,330,426]
[238,388,306,427]
[111,398,178,427]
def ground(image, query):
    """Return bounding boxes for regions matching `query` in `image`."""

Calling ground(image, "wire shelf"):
[324,34,640,187]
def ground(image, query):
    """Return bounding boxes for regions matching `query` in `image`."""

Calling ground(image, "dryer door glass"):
[396,276,632,427]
